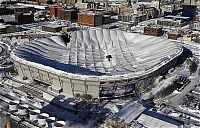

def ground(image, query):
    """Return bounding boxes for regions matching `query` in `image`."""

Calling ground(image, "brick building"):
[50,5,63,18]
[168,33,181,40]
[78,12,102,27]
[59,9,78,22]
[144,26,163,36]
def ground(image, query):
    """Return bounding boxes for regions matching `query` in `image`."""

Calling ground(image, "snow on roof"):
[0,15,15,22]
[165,15,190,20]
[43,23,63,28]
[137,112,182,128]
[11,28,183,81]
[17,3,47,10]
[178,69,190,77]
[114,102,145,123]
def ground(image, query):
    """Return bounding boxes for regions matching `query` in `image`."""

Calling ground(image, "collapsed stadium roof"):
[11,28,183,81]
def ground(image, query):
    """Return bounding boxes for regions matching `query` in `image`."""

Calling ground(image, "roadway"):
[142,58,187,100]
[161,40,200,107]
[167,77,199,107]
[142,76,175,100]
[167,62,200,107]
[163,62,200,123]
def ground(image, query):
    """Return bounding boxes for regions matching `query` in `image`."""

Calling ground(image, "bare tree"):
[81,94,93,102]
[189,61,198,74]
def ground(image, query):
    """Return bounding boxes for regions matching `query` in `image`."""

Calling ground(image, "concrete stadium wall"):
[14,61,100,98]
[13,53,180,99]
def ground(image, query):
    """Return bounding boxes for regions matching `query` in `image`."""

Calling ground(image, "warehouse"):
[11,28,183,99]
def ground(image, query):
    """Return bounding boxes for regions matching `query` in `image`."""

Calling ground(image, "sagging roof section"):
[14,28,182,77]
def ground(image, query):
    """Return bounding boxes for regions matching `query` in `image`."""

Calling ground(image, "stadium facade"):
[11,28,183,98]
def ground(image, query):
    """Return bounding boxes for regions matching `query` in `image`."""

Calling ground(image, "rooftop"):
[137,111,183,128]
[0,15,15,23]
[113,102,146,124]
[12,28,183,81]
[42,24,65,29]
[165,15,190,20]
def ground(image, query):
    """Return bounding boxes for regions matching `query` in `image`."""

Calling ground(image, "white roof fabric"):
[13,28,182,80]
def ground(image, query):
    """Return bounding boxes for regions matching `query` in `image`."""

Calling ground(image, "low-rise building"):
[192,20,200,31]
[59,9,79,22]
[106,102,146,128]
[168,32,181,40]
[78,12,102,27]
[165,15,190,24]
[156,15,190,28]
[137,112,184,128]
[191,32,200,43]
[64,0,77,6]
[157,19,181,27]
[182,34,192,43]
[144,26,163,36]
[0,5,35,15]
[75,0,91,9]
[50,6,79,22]
[118,13,147,25]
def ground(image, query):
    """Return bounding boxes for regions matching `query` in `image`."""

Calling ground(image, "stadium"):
[10,28,183,98]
